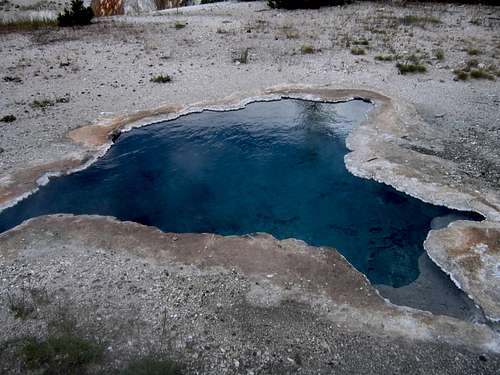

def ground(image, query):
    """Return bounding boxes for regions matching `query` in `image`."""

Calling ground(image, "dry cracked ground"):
[0,1,500,374]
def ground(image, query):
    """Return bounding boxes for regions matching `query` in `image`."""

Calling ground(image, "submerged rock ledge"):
[0,85,499,325]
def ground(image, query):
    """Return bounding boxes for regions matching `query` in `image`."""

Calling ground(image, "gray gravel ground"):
[0,2,499,186]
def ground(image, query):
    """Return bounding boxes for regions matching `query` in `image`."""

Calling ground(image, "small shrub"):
[174,21,186,29]
[234,48,249,64]
[268,0,350,10]
[121,356,182,375]
[57,0,93,27]
[434,49,445,61]
[453,60,497,81]
[150,75,172,83]
[351,47,365,55]
[375,54,394,62]
[487,64,500,77]
[300,44,315,54]
[18,334,103,374]
[470,69,495,80]
[454,69,469,80]
[31,99,54,109]
[467,48,481,56]
[466,59,479,69]
[1,114,16,123]
[397,62,427,74]
[3,76,22,83]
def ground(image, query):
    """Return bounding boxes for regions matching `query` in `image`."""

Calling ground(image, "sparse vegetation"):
[0,18,57,32]
[1,114,16,123]
[470,69,495,80]
[353,38,369,46]
[453,60,497,81]
[466,59,479,69]
[268,0,350,10]
[466,48,481,56]
[234,48,249,64]
[375,54,394,62]
[3,76,23,83]
[400,15,441,26]
[150,74,172,83]
[454,69,469,80]
[7,290,35,319]
[351,47,366,55]
[121,356,182,375]
[174,21,187,29]
[301,44,315,54]
[31,99,54,109]
[57,0,93,27]
[18,334,103,374]
[397,62,427,74]
[280,25,299,39]
[434,49,445,61]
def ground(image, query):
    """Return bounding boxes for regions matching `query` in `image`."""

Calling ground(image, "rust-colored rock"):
[91,0,124,16]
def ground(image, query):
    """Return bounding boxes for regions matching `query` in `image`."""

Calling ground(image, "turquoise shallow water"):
[0,99,480,287]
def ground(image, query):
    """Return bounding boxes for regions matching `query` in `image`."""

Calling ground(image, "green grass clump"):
[174,21,186,29]
[466,59,479,69]
[375,54,394,61]
[1,114,16,123]
[351,47,366,55]
[453,61,497,81]
[18,334,103,374]
[453,69,469,80]
[150,75,172,83]
[31,99,54,110]
[469,69,495,80]
[466,48,481,56]
[300,44,315,54]
[396,62,427,74]
[400,15,441,26]
[121,356,182,375]
[434,49,445,61]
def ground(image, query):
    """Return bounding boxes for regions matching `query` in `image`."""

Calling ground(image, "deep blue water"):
[0,99,478,287]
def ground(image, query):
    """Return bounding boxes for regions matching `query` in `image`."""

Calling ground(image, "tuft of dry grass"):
[351,47,366,55]
[396,62,427,74]
[466,48,481,56]
[174,21,186,30]
[0,18,57,32]
[301,44,315,54]
[434,49,445,61]
[375,54,394,62]
[400,15,441,26]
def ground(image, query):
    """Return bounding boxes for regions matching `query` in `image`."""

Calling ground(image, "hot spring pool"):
[0,99,480,291]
